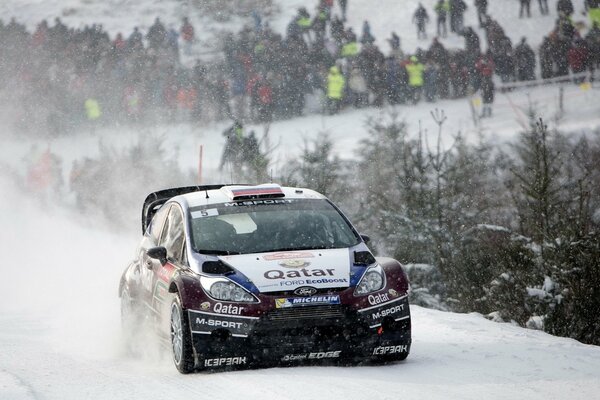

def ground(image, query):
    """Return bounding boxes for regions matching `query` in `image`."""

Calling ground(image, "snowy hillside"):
[2,175,600,400]
[1,0,598,183]
[1,0,590,53]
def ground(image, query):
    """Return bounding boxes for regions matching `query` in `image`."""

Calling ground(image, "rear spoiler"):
[141,184,227,234]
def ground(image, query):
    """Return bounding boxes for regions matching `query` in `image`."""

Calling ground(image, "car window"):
[159,205,186,264]
[148,204,170,243]
[189,199,360,255]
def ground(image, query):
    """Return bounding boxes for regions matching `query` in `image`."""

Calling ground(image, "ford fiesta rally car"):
[119,184,411,373]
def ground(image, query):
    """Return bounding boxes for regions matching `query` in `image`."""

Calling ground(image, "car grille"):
[265,305,345,321]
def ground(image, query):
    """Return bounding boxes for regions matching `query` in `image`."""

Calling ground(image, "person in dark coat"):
[462,26,481,54]
[474,0,488,27]
[220,121,245,170]
[128,26,143,51]
[493,36,515,82]
[449,0,467,33]
[514,37,536,81]
[330,16,345,46]
[520,0,532,18]
[427,38,450,97]
[538,0,549,15]
[146,17,166,50]
[480,73,495,117]
[557,0,574,16]
[585,24,600,79]
[424,60,438,102]
[413,3,430,39]
[552,34,571,76]
[539,36,555,79]
[338,0,348,21]
[361,20,375,44]
[388,31,402,57]
[557,14,576,40]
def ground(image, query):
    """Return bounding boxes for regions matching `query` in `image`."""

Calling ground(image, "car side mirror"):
[360,234,371,244]
[147,246,168,266]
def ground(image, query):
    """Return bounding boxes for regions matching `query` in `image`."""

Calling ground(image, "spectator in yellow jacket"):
[326,65,345,114]
[405,56,425,104]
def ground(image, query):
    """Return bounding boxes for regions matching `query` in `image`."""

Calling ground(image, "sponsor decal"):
[219,248,350,293]
[195,317,245,330]
[154,281,168,302]
[223,199,293,207]
[156,264,175,283]
[189,310,257,337]
[279,259,311,268]
[282,351,341,362]
[264,268,336,280]
[368,292,390,306]
[372,345,408,355]
[357,296,410,328]
[388,289,399,298]
[275,295,340,308]
[204,357,247,367]
[263,252,315,261]
[213,302,244,315]
[294,286,318,296]
[278,278,348,287]
[200,301,211,310]
[371,303,405,320]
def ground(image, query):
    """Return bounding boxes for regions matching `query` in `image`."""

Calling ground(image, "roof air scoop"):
[221,184,285,200]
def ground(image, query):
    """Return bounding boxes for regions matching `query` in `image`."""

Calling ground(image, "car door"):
[138,203,170,307]
[150,204,188,326]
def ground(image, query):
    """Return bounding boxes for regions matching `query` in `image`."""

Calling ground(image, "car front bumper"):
[188,295,412,369]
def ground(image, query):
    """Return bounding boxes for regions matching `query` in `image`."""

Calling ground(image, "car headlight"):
[354,265,385,296]
[200,276,258,303]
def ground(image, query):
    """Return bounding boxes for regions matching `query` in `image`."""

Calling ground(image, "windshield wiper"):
[196,249,241,255]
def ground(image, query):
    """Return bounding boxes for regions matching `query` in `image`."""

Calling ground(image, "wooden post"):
[559,86,564,115]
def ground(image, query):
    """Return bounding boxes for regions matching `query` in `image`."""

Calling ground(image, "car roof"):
[176,184,327,209]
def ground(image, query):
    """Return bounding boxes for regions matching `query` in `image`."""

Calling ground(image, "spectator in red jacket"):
[568,38,590,83]
[475,51,495,117]
[180,17,195,55]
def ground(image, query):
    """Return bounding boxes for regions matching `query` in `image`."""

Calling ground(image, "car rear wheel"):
[170,295,195,374]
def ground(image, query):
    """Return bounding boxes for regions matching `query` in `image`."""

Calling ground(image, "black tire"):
[170,295,195,374]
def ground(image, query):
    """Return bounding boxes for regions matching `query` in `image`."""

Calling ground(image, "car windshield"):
[189,198,360,255]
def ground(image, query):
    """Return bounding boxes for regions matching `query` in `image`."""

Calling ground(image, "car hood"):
[218,248,352,293]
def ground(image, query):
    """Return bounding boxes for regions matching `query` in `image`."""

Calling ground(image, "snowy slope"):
[2,0,599,182]
[2,175,600,400]
[2,82,598,189]
[1,0,590,53]
[1,0,598,183]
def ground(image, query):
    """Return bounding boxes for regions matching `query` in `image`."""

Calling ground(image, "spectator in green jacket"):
[405,56,425,104]
[435,0,449,37]
[326,65,345,114]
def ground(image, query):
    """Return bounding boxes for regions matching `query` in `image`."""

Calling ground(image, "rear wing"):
[141,184,226,234]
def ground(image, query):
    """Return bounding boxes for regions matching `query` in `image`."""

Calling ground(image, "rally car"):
[119,183,411,373]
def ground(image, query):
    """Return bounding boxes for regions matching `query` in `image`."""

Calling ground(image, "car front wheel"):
[170,295,195,373]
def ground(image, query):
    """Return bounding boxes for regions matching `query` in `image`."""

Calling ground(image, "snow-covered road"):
[3,306,600,400]
[2,177,600,400]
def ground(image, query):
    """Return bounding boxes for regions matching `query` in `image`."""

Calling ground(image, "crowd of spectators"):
[1,0,599,134]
